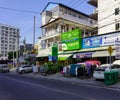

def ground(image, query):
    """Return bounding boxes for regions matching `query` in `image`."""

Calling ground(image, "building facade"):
[37,2,97,58]
[0,24,20,60]
[97,0,120,34]
[20,44,33,54]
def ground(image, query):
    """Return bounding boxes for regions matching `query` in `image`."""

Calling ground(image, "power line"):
[0,6,40,14]
[90,18,120,33]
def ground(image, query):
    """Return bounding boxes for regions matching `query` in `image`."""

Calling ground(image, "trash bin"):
[112,71,119,83]
[104,71,119,85]
[104,71,114,85]
[70,64,81,76]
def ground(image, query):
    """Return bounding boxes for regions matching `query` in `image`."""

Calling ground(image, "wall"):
[98,0,120,34]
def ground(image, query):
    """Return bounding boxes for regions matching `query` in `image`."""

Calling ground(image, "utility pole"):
[23,37,26,56]
[16,34,19,64]
[33,16,35,46]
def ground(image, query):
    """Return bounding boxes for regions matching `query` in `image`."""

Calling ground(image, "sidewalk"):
[21,72,120,91]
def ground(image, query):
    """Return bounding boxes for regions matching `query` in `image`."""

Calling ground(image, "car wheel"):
[21,70,25,74]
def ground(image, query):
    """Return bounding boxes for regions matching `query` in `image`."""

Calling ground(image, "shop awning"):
[36,54,48,57]
[58,54,72,60]
[92,50,115,57]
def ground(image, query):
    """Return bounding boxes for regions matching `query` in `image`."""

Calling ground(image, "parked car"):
[93,64,120,80]
[0,64,10,73]
[112,60,120,65]
[16,65,33,74]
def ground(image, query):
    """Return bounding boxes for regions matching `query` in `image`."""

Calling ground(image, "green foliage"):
[8,51,20,60]
[43,62,63,74]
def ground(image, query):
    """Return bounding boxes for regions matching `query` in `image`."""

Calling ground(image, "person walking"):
[63,65,67,76]
[75,66,78,77]
[32,64,38,74]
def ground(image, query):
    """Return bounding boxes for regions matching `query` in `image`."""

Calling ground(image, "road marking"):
[0,76,96,100]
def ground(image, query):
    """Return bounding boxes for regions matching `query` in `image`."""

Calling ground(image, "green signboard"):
[52,46,58,56]
[52,44,58,62]
[61,29,82,51]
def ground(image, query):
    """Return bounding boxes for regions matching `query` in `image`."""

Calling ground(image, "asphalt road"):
[0,73,120,100]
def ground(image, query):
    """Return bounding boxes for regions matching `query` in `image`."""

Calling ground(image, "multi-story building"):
[97,0,120,34]
[37,2,97,59]
[20,44,33,54]
[80,0,120,63]
[0,24,20,60]
[87,0,98,20]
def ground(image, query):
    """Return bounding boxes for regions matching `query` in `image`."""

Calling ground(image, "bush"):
[44,62,62,74]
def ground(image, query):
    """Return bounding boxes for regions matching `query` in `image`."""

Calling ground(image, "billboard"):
[82,36,102,48]
[61,29,82,51]
[82,32,120,48]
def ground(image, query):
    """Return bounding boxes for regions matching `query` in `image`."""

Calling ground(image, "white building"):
[0,24,20,60]
[97,0,120,34]
[37,2,97,58]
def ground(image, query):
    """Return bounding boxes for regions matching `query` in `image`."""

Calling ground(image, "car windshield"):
[99,64,110,69]
[95,64,110,71]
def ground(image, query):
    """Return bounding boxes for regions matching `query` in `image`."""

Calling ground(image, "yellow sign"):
[108,46,113,55]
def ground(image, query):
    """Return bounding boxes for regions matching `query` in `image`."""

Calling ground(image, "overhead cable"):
[0,6,40,14]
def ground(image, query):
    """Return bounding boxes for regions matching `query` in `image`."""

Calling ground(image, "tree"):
[8,51,20,60]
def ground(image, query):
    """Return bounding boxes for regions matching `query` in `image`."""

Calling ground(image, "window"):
[78,15,81,19]
[69,11,71,15]
[90,20,93,24]
[115,23,120,30]
[65,10,68,14]
[115,8,119,15]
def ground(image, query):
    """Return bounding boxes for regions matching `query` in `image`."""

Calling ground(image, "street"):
[0,73,120,100]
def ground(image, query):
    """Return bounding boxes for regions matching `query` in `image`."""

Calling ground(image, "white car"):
[93,64,120,80]
[112,60,120,65]
[93,64,109,80]
[16,65,33,74]
[0,64,10,73]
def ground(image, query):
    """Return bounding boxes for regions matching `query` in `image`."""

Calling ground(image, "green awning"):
[58,54,72,61]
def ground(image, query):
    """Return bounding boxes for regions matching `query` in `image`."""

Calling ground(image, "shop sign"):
[61,29,82,51]
[115,40,120,59]
[73,52,94,58]
[48,55,52,61]
[82,36,102,48]
[82,32,120,49]
[52,45,58,62]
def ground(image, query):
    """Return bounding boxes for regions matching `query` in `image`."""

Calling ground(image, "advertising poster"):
[82,32,120,49]
[61,29,82,51]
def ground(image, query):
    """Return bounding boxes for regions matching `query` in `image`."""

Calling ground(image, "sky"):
[0,0,95,44]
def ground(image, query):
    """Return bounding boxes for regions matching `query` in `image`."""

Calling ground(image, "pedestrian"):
[75,66,78,77]
[32,63,38,74]
[63,65,67,76]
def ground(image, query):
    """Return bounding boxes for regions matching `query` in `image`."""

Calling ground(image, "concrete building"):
[0,24,20,60]
[20,44,33,54]
[37,2,97,58]
[89,0,120,34]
